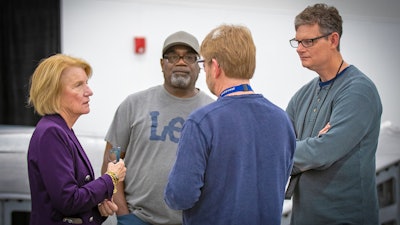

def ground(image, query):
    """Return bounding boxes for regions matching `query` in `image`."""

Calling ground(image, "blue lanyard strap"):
[220,84,253,97]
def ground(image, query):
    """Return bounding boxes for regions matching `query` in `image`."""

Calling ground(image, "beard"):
[170,74,191,88]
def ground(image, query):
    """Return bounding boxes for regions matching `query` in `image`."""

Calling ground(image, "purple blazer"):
[27,114,114,225]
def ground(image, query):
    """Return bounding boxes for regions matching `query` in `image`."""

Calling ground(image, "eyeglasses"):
[289,33,332,48]
[163,53,198,64]
[197,59,205,69]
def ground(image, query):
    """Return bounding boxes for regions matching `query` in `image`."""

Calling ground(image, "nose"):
[84,84,93,96]
[177,57,186,65]
[296,44,306,53]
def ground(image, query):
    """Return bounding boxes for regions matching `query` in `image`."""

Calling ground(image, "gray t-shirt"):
[105,85,214,224]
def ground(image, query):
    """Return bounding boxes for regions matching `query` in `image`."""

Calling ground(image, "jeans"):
[117,213,152,225]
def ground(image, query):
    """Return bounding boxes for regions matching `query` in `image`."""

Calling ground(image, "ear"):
[211,58,221,78]
[160,58,165,72]
[330,32,340,49]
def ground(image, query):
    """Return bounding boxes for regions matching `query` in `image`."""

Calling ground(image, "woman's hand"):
[106,159,126,182]
[98,198,118,216]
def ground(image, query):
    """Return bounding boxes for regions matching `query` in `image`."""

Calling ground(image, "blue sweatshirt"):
[165,94,296,225]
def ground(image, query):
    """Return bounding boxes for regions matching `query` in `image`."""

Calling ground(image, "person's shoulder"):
[343,65,378,87]
[132,85,161,95]
[344,65,367,79]
[36,115,65,129]
[124,85,162,99]
[196,90,215,103]
[33,115,68,138]
[187,100,219,121]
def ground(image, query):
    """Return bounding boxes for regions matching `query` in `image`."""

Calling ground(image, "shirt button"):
[313,108,317,112]
[85,175,91,182]
[89,216,93,222]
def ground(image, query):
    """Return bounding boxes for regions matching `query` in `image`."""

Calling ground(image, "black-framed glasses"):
[289,33,332,48]
[163,53,198,64]
[197,59,205,69]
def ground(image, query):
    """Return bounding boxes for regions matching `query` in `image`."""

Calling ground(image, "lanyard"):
[220,84,253,98]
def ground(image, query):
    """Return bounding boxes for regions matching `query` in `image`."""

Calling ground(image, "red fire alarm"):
[134,37,146,54]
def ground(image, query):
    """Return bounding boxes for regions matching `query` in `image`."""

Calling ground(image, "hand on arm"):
[106,160,126,183]
[318,122,331,137]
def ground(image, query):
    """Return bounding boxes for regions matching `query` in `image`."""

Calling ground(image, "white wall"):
[62,0,400,136]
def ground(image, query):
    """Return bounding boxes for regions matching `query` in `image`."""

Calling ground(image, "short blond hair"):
[200,24,256,79]
[28,54,92,116]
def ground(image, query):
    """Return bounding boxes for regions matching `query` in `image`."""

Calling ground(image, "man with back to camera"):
[285,3,382,224]
[164,24,296,225]
[101,31,214,225]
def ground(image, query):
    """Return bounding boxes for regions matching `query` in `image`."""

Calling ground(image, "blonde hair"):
[28,54,92,116]
[200,24,256,79]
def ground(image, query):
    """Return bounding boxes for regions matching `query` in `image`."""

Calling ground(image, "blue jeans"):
[117,213,152,225]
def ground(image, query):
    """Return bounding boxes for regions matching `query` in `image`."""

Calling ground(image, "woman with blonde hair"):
[27,54,126,225]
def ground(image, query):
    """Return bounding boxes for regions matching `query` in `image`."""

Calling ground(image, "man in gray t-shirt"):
[101,31,213,225]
